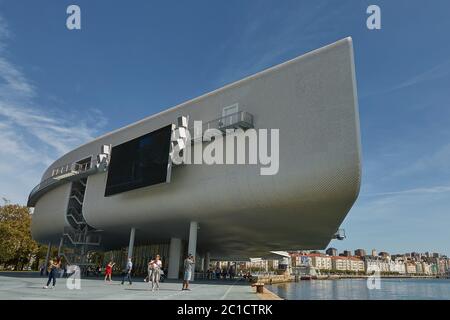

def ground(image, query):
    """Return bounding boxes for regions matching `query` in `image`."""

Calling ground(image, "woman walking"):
[150,254,162,291]
[43,258,61,289]
[146,259,154,285]
[104,261,115,282]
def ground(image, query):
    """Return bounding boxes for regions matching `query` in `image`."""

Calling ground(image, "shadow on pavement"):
[0,272,252,287]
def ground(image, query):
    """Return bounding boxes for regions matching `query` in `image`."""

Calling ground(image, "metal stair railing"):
[63,228,102,246]
[66,214,85,226]
[67,207,84,221]
[70,194,84,205]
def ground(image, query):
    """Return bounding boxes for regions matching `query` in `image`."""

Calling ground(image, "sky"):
[0,0,449,256]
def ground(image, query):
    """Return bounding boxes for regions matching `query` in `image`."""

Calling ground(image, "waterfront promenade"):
[0,272,278,300]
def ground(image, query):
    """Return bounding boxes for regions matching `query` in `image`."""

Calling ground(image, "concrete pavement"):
[0,272,264,300]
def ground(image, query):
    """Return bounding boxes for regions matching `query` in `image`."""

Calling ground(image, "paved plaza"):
[0,272,263,300]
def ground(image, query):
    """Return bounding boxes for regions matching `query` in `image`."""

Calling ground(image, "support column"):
[188,221,198,281]
[200,257,205,272]
[168,237,182,279]
[44,242,51,275]
[204,252,210,272]
[57,237,64,257]
[127,227,136,260]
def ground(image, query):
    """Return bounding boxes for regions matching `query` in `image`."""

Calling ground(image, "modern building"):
[28,38,361,279]
[354,249,366,257]
[326,248,338,256]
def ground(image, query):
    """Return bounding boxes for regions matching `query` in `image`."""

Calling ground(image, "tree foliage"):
[0,203,38,269]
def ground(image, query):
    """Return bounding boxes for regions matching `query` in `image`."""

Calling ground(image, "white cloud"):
[0,15,107,204]
[390,143,450,178]
[393,58,450,91]
[362,185,450,197]
[360,58,450,99]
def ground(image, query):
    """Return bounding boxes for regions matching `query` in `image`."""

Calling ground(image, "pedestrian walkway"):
[0,272,265,300]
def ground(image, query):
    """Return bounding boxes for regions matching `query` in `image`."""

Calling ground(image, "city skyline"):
[0,1,450,254]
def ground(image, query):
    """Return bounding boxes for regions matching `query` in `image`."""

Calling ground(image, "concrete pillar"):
[204,252,211,272]
[200,257,205,272]
[188,221,198,281]
[168,237,182,279]
[44,242,51,275]
[127,227,136,260]
[57,237,64,257]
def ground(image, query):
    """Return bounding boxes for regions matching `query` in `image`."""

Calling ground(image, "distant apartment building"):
[326,248,338,256]
[389,260,406,274]
[371,249,377,257]
[406,263,417,274]
[379,252,390,259]
[415,262,423,274]
[421,262,432,275]
[354,249,366,257]
[291,253,310,267]
[309,254,332,271]
[331,256,348,271]
[365,257,389,273]
[411,252,422,259]
[331,256,364,272]
[342,250,352,257]
[350,257,365,272]
[430,263,439,274]
[438,259,448,274]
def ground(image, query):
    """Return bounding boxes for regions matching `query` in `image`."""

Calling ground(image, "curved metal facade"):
[31,38,361,257]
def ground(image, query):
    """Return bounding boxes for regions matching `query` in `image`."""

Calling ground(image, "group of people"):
[41,253,197,291]
[206,264,237,280]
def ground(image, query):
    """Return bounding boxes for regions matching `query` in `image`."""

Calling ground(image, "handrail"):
[51,159,97,178]
[27,162,99,207]
[188,111,254,139]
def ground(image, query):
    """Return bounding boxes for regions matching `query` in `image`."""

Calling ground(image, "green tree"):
[0,202,38,270]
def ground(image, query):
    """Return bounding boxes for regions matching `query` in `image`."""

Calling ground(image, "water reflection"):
[267,279,450,300]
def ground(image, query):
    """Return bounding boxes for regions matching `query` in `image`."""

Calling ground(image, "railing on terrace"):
[189,111,254,142]
[51,159,97,179]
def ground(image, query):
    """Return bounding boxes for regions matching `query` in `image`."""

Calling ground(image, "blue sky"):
[0,0,449,255]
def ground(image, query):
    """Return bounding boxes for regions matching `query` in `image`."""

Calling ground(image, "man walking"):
[182,254,195,291]
[121,258,133,285]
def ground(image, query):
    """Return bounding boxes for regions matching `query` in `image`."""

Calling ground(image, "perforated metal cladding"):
[31,38,361,255]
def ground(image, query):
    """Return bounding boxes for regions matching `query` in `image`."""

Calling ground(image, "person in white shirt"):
[149,254,162,291]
